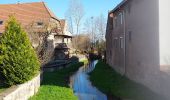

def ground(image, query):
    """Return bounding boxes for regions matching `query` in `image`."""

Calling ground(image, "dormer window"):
[0,20,3,25]
[37,22,43,26]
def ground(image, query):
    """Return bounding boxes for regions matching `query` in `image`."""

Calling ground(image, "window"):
[119,12,123,25]
[113,38,118,48]
[120,37,124,49]
[114,17,117,28]
[0,20,3,25]
[128,3,131,14]
[128,31,132,42]
[37,22,43,26]
[109,17,113,30]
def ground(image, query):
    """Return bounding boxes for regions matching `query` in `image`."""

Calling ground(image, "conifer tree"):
[0,16,40,86]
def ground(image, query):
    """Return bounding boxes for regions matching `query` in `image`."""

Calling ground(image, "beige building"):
[106,0,170,98]
[0,2,72,60]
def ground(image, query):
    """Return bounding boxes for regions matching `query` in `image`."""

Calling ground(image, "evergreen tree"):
[0,16,40,86]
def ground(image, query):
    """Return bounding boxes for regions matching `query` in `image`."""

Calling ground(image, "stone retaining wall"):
[0,74,40,100]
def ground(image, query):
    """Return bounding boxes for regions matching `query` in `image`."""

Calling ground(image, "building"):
[52,19,73,60]
[106,0,170,98]
[0,2,72,60]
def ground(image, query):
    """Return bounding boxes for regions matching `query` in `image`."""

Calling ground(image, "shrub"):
[0,16,40,86]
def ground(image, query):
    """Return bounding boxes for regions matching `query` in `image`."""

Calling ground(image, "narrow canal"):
[70,61,107,100]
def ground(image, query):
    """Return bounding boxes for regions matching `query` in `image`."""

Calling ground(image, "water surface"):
[70,61,107,100]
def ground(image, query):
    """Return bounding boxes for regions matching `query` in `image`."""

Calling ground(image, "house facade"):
[0,2,61,47]
[52,20,73,60]
[0,2,72,60]
[106,0,170,98]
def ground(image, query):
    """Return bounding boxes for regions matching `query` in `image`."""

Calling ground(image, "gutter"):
[109,0,128,14]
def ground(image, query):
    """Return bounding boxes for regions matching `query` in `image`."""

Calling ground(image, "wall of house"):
[54,36,63,44]
[124,0,160,92]
[106,0,162,96]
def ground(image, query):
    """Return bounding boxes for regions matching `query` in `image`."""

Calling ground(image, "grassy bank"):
[80,59,88,65]
[30,62,84,100]
[89,61,166,100]
[0,88,5,93]
[0,81,6,93]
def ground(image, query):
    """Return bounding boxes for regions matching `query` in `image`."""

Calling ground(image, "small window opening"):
[120,37,124,49]
[0,20,3,25]
[128,31,132,42]
[37,22,43,26]
[119,12,123,25]
[113,38,118,48]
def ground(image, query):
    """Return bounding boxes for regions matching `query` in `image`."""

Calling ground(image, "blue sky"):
[0,0,122,19]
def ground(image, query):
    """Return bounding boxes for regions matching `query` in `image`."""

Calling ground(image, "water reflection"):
[70,61,107,100]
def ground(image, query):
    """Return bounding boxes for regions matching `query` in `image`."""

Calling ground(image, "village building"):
[52,19,73,60]
[0,2,72,60]
[106,0,170,98]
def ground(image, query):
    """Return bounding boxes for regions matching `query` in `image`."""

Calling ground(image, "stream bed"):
[70,61,107,100]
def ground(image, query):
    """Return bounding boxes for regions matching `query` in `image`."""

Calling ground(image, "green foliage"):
[89,61,166,100]
[0,16,40,86]
[30,62,84,100]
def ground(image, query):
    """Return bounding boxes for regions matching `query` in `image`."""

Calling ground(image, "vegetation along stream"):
[70,61,107,100]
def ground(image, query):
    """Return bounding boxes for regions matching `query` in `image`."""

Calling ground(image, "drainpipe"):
[123,10,126,76]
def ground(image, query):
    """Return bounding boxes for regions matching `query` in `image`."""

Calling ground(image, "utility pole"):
[91,16,94,48]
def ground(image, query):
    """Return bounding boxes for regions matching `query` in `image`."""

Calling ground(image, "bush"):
[0,16,40,86]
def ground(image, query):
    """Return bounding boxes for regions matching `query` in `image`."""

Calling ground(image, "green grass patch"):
[0,81,7,93]
[80,59,88,65]
[89,61,166,100]
[30,62,84,100]
[0,88,5,93]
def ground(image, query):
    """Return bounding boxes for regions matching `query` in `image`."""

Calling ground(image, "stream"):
[70,61,107,100]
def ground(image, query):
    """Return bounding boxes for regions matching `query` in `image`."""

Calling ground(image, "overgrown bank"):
[29,61,85,100]
[89,61,166,100]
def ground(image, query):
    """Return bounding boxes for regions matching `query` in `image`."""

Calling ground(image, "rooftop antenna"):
[41,0,44,3]
[17,1,20,4]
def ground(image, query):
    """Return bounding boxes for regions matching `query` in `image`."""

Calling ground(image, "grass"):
[0,80,6,93]
[0,88,5,93]
[80,59,88,65]
[89,61,166,100]
[29,62,84,100]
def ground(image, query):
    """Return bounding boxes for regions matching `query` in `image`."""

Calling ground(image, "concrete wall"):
[0,74,40,100]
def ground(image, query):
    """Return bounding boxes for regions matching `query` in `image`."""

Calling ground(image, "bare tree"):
[69,0,84,34]
[72,34,91,51]
[95,14,106,42]
[25,20,60,65]
[65,12,74,34]
[65,0,85,49]
[83,14,106,52]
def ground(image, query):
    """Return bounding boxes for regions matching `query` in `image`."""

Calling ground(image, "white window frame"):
[119,12,123,25]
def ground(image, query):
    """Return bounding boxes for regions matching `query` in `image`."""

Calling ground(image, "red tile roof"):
[0,2,59,33]
[60,19,66,31]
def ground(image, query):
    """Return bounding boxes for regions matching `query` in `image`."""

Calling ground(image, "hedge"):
[0,16,40,86]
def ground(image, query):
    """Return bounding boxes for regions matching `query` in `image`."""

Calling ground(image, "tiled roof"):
[109,0,128,14]
[60,19,66,32]
[0,2,59,33]
[59,19,72,37]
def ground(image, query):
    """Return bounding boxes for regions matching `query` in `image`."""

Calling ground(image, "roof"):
[109,0,128,14]
[0,2,59,33]
[60,19,66,32]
